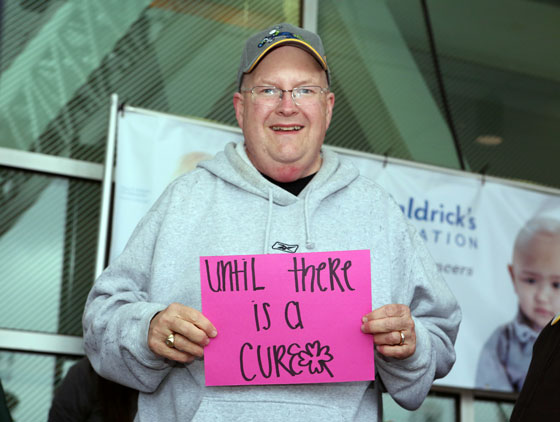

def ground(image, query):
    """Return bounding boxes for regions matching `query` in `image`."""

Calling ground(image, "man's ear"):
[325,92,335,129]
[233,92,244,129]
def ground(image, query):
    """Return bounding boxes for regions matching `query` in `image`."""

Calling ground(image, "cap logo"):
[258,28,304,48]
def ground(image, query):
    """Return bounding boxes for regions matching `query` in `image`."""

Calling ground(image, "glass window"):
[0,0,301,163]
[0,168,99,335]
[0,351,79,422]
[318,0,560,188]
[318,0,461,169]
[383,391,457,421]
[474,397,515,421]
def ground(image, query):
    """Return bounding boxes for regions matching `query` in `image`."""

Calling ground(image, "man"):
[510,313,560,421]
[83,23,461,421]
[0,379,13,422]
[48,357,138,422]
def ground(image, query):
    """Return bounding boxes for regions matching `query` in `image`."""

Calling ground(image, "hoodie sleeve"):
[374,201,462,410]
[82,183,176,393]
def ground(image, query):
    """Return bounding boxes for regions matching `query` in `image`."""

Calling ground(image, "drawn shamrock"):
[298,340,334,377]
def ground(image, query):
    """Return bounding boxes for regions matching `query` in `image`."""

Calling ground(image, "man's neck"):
[262,172,316,196]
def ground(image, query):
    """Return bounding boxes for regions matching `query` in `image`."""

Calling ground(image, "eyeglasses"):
[241,86,329,106]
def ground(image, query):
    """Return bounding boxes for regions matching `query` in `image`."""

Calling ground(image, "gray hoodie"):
[83,142,461,421]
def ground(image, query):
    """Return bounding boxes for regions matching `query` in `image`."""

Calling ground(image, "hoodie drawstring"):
[304,189,315,250]
[263,190,273,253]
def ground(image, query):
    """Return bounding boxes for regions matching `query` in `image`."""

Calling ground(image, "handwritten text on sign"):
[200,250,374,386]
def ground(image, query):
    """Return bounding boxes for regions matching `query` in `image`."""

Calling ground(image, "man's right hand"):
[148,303,217,363]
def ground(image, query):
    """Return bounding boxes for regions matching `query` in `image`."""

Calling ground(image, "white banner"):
[349,156,560,390]
[111,107,560,391]
[110,110,243,263]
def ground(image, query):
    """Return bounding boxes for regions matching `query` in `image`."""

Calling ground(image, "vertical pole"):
[94,93,119,279]
[460,390,475,422]
[420,0,466,170]
[301,0,319,32]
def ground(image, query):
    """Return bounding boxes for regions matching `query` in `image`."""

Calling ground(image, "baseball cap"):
[236,23,331,91]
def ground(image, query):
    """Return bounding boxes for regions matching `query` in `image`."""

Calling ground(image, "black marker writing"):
[239,343,256,381]
[253,302,271,332]
[239,341,334,381]
[288,257,355,292]
[205,257,265,292]
[284,301,304,329]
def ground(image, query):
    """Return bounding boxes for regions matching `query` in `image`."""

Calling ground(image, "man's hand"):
[361,304,416,359]
[148,303,217,363]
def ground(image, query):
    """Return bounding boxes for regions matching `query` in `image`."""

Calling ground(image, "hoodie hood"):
[198,142,359,252]
[198,142,360,206]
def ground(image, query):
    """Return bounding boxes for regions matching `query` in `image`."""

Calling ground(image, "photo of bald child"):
[475,217,560,392]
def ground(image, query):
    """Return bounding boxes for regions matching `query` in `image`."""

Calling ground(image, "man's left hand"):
[361,304,416,359]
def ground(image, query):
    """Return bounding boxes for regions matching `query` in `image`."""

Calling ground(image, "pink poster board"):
[200,249,374,386]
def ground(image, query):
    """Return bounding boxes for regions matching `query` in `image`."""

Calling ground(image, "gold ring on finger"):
[165,333,175,348]
[398,330,405,346]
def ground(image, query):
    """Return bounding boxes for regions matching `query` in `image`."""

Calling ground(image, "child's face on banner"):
[509,232,560,331]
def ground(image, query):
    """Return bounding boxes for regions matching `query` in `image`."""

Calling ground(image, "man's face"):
[233,46,335,182]
[509,232,560,330]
